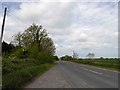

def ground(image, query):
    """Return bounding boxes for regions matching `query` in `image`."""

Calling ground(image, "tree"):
[13,24,56,58]
[60,55,73,61]
[53,56,59,61]
[86,53,95,59]
[41,37,55,55]
[13,32,23,47]
[73,51,78,59]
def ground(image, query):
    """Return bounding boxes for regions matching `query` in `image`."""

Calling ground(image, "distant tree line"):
[60,55,118,61]
[60,55,74,61]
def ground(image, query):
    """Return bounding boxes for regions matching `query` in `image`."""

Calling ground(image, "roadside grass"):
[70,59,119,71]
[3,58,36,75]
[2,58,55,89]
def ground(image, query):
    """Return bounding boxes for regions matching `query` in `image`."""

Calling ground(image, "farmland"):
[60,55,119,71]
[71,59,119,71]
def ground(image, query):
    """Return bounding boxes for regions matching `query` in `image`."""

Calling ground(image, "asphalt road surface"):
[25,61,118,88]
[58,61,118,88]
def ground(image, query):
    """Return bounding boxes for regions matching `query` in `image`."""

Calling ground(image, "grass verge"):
[69,59,119,72]
[2,63,55,89]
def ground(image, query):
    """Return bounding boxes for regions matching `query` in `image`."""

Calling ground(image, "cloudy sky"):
[0,0,118,58]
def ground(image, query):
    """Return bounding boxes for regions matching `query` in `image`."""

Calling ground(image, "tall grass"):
[2,55,56,89]
[75,60,120,71]
[3,58,35,75]
[3,63,55,89]
[68,59,119,71]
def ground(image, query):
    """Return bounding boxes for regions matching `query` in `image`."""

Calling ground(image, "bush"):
[35,52,55,64]
[60,55,73,61]
[2,58,35,75]
[10,46,30,59]
[2,64,54,89]
[53,56,59,61]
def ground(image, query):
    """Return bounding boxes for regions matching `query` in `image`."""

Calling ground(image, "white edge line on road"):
[61,61,119,73]
[80,64,119,73]
[82,68,102,75]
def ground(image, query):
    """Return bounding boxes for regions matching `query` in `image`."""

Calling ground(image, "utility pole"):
[0,7,7,55]
[73,51,75,58]
[73,51,78,59]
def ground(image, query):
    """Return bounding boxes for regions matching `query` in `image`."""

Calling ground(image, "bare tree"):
[73,51,78,59]
[86,53,95,59]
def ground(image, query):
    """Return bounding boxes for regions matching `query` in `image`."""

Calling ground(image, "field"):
[72,59,119,71]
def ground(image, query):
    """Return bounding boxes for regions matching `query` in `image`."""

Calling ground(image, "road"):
[58,61,118,88]
[25,61,118,88]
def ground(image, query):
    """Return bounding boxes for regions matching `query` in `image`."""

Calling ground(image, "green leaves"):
[3,63,55,89]
[12,23,56,61]
[2,23,56,89]
[60,55,73,61]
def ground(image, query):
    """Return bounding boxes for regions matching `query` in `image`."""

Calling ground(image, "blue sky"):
[0,0,118,58]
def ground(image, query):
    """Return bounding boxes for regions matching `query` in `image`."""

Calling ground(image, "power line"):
[7,10,29,26]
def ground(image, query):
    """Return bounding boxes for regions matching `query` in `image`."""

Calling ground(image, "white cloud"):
[1,1,118,57]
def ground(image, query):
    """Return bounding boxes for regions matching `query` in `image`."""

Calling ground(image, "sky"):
[0,0,119,58]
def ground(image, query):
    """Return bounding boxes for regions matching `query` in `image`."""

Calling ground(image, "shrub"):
[35,52,55,64]
[3,64,54,89]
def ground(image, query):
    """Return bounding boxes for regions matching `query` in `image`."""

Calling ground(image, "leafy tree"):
[13,32,23,47]
[53,56,59,61]
[60,55,73,61]
[12,23,56,61]
[13,24,55,53]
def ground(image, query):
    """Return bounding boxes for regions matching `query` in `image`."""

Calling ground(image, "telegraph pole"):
[73,51,74,58]
[0,7,7,55]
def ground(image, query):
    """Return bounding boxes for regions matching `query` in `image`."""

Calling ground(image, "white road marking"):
[82,68,102,75]
[80,64,118,73]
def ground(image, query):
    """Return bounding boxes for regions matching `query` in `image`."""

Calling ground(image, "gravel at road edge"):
[24,63,71,88]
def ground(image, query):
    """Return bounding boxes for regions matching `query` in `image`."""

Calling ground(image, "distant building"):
[2,41,15,54]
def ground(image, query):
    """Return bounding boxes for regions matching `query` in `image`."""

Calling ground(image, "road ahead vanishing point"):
[25,61,118,88]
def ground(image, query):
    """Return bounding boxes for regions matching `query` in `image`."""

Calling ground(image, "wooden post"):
[0,7,7,55]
